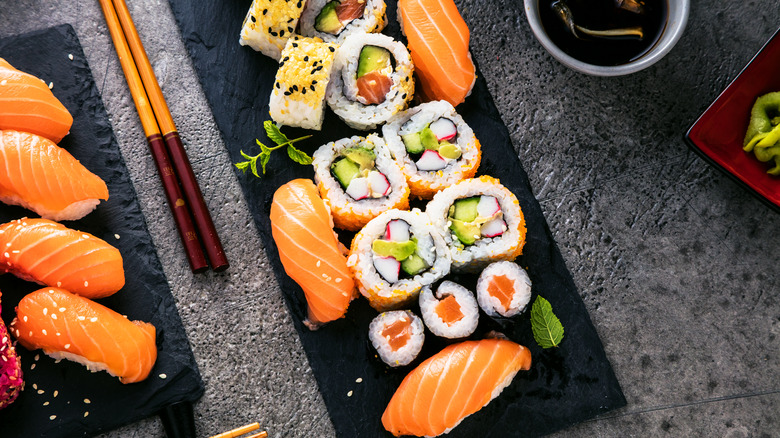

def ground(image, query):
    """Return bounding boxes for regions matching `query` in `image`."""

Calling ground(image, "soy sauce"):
[539,0,667,66]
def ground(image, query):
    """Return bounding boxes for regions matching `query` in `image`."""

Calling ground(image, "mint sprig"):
[530,296,564,349]
[235,121,312,177]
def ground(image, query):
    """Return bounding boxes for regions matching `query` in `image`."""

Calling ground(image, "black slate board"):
[167,1,626,436]
[0,25,204,437]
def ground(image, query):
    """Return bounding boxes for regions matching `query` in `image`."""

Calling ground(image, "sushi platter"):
[166,0,626,436]
[0,25,204,436]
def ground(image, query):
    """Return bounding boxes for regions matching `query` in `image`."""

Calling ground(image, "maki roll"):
[347,209,451,311]
[326,33,415,130]
[476,261,532,318]
[383,100,481,198]
[426,176,527,271]
[418,281,479,339]
[313,134,409,231]
[270,36,337,130]
[239,0,306,60]
[369,310,425,367]
[300,0,387,44]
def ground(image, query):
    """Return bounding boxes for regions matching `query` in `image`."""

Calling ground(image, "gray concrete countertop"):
[1,1,778,437]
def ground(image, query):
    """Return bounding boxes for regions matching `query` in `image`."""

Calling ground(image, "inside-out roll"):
[383,100,482,199]
[418,281,479,339]
[347,209,451,311]
[425,176,527,271]
[239,0,306,60]
[326,32,414,130]
[313,134,409,231]
[369,310,425,367]
[476,261,532,318]
[300,0,387,44]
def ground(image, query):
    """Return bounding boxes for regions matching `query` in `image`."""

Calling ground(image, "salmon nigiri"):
[10,288,157,384]
[398,0,476,107]
[0,58,73,143]
[382,338,532,437]
[0,218,125,299]
[0,130,109,221]
[270,179,356,329]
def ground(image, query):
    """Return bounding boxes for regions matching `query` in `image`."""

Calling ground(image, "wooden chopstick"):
[111,0,229,271]
[97,0,208,273]
[208,422,263,438]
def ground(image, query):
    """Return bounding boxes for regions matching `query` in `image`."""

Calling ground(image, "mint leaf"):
[259,151,270,175]
[530,296,564,348]
[235,161,250,172]
[264,120,289,145]
[287,144,313,165]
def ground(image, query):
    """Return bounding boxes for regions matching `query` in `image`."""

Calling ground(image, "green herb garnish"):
[530,296,564,349]
[235,121,313,177]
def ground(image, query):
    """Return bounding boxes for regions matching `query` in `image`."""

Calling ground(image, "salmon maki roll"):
[0,218,125,299]
[382,338,532,437]
[10,288,157,384]
[0,58,73,143]
[270,179,357,329]
[397,0,476,106]
[0,130,109,221]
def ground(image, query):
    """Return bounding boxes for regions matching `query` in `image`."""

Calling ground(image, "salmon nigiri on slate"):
[0,218,125,299]
[10,288,157,384]
[270,179,357,329]
[382,338,532,437]
[0,58,73,143]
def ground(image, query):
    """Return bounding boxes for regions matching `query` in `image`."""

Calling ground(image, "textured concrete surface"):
[2,0,779,437]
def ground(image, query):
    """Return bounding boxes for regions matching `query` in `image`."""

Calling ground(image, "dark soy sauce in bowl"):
[539,0,668,66]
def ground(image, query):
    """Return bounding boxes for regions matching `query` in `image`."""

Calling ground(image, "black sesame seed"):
[262,8,268,15]
[328,46,335,52]
[283,56,290,62]
[250,15,256,22]
[402,93,407,99]
[284,91,291,96]
[311,69,317,75]
[304,56,309,61]
[293,85,299,91]
[288,26,293,32]
[302,88,307,94]
[310,85,316,91]
[296,1,302,7]
[275,82,280,89]
[311,80,317,84]
[279,30,285,37]
[288,18,294,23]
[268,27,273,33]
[292,43,298,48]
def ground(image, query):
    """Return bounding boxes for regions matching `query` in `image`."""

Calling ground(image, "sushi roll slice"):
[0,292,22,410]
[270,36,337,130]
[383,100,481,199]
[426,176,527,271]
[476,261,532,318]
[347,209,451,311]
[239,0,306,60]
[300,0,387,44]
[11,288,157,384]
[313,134,409,231]
[418,281,479,339]
[326,33,415,130]
[369,310,424,367]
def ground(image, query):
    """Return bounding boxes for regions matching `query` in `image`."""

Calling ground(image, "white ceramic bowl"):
[524,0,690,76]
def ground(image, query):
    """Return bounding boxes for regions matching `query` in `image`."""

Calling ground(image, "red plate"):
[685,28,780,212]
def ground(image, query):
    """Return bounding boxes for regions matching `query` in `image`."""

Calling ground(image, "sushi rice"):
[369,310,425,367]
[476,261,532,318]
[418,281,479,339]
[299,0,388,44]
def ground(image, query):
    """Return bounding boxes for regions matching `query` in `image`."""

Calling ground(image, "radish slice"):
[367,171,391,197]
[429,118,457,141]
[416,150,447,171]
[477,196,501,218]
[385,220,411,242]
[346,177,370,200]
[373,256,400,283]
[481,217,507,238]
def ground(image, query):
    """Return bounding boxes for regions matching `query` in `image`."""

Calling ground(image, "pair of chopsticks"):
[98,0,228,273]
[209,422,267,438]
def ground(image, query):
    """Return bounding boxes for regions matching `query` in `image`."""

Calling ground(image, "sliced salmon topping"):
[487,274,515,310]
[336,0,366,22]
[356,71,392,105]
[435,294,464,326]
[382,317,411,351]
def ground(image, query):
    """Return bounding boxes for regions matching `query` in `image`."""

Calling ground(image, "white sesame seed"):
[84,281,89,287]
[84,398,91,404]
[78,316,85,321]
[51,314,57,320]
[347,390,353,397]
[322,273,328,278]
[3,252,9,258]
[30,363,36,370]
[84,412,89,417]
[53,391,58,397]
[159,373,167,379]
[43,308,48,316]
[43,401,49,406]
[49,415,56,420]
[335,278,342,283]
[90,317,98,323]
[56,333,61,336]
[56,282,61,287]
[11,250,19,254]
[38,389,44,394]
[316,260,321,267]
[48,82,53,89]
[0,80,6,86]
[59,308,66,312]
[64,344,70,349]
[68,54,74,60]
[42,329,47,336]
[114,234,120,240]
[34,354,39,361]
[33,384,37,390]
[355,377,363,383]
[23,316,27,322]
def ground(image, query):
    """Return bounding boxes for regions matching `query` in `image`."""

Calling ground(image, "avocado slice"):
[419,126,440,151]
[315,1,343,34]
[357,45,391,78]
[372,239,417,261]
[401,132,424,154]
[449,219,480,246]
[343,147,376,171]
[438,141,462,159]
[331,157,360,189]
[450,197,480,222]
[401,253,429,276]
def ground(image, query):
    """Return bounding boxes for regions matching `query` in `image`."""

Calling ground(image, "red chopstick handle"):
[147,134,209,273]
[163,132,229,272]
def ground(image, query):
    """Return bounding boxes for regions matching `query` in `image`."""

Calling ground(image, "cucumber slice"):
[331,157,360,189]
[451,197,480,222]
